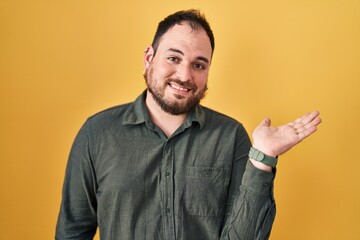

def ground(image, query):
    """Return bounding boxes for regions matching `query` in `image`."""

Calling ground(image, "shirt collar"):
[122,90,205,129]
[183,103,205,130]
[122,91,148,126]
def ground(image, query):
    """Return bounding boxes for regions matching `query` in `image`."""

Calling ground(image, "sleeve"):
[55,120,98,240]
[220,127,276,240]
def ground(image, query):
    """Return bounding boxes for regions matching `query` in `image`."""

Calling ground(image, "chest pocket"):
[185,166,231,217]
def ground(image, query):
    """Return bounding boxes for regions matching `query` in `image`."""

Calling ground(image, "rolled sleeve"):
[221,160,276,240]
[241,160,275,197]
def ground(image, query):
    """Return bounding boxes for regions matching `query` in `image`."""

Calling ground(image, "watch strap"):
[249,147,278,167]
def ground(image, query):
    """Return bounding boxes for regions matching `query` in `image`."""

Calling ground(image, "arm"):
[221,111,321,239]
[55,121,98,240]
[220,125,275,240]
[221,160,276,240]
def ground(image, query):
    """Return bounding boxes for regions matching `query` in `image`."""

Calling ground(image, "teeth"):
[170,83,189,92]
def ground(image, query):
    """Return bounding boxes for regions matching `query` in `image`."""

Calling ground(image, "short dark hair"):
[151,9,215,56]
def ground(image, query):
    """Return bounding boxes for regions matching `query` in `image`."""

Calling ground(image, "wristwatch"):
[249,147,278,167]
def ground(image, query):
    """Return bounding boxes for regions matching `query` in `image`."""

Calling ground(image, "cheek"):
[194,74,208,89]
[152,61,176,78]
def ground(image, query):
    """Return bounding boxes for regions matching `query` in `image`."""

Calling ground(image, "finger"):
[263,117,271,127]
[288,113,310,127]
[309,115,322,127]
[288,111,320,129]
[301,111,320,125]
[297,125,318,140]
[258,117,271,127]
[295,116,322,134]
[295,112,311,123]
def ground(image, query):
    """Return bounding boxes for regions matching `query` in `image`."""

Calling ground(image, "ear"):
[144,46,155,70]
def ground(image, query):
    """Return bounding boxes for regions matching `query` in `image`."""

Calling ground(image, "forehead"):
[156,23,212,59]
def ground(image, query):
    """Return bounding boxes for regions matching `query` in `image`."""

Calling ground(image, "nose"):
[175,64,192,82]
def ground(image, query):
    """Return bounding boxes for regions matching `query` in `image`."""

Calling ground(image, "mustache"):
[165,78,197,91]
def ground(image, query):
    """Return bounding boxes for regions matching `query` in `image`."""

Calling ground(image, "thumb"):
[261,117,271,127]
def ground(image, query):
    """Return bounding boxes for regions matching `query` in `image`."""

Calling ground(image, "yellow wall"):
[1,0,359,239]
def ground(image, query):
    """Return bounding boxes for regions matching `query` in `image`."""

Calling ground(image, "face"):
[144,23,212,115]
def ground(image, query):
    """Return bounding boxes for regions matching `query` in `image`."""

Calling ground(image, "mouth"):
[168,82,191,93]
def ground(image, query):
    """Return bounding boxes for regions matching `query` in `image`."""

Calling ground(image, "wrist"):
[252,143,277,157]
[249,147,278,168]
[249,158,273,172]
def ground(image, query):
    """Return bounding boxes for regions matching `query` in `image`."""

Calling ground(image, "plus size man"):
[56,9,321,240]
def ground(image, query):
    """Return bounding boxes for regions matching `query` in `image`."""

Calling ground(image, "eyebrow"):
[167,48,209,63]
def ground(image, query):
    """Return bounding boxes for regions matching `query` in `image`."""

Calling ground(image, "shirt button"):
[202,168,213,175]
[165,208,170,214]
[165,171,170,178]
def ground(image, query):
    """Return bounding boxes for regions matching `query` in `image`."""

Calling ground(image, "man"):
[56,9,321,240]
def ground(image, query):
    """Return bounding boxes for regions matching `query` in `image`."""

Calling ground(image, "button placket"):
[161,140,175,237]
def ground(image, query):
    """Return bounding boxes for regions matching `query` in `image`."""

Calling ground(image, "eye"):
[167,56,180,63]
[193,63,206,70]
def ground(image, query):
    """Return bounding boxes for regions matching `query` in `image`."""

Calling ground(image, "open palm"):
[252,111,322,157]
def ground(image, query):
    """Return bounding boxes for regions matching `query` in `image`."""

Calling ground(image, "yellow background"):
[1,0,359,239]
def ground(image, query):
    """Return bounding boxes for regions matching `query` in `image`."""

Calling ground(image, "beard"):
[144,67,208,115]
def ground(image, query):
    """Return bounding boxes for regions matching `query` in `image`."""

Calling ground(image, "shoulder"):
[199,106,251,153]
[84,102,133,131]
[90,102,132,121]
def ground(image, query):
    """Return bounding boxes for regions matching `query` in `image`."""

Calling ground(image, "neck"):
[145,91,187,138]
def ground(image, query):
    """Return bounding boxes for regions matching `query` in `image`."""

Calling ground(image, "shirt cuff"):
[241,160,276,196]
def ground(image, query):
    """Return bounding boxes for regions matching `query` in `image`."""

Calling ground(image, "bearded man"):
[56,9,321,240]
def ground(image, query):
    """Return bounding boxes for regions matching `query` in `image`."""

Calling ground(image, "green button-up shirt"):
[56,91,276,240]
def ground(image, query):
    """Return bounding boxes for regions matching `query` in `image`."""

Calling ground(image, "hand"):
[252,111,322,157]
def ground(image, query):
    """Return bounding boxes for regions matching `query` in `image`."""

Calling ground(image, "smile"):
[169,82,190,92]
